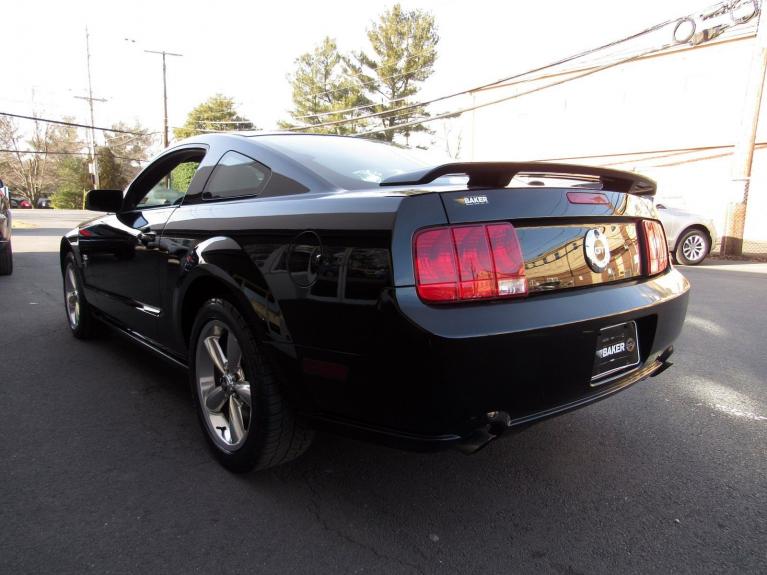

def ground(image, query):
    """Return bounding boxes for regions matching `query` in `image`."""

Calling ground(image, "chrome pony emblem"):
[584,228,611,273]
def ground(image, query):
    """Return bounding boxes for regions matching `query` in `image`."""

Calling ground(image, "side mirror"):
[86,189,123,212]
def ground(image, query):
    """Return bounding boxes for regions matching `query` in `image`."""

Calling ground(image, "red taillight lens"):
[452,226,496,299]
[486,224,527,296]
[413,228,459,302]
[414,223,527,303]
[642,220,669,275]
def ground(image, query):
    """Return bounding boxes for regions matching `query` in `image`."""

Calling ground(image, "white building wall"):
[462,35,767,247]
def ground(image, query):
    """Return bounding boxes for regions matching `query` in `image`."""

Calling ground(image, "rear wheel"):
[189,298,313,472]
[675,228,710,266]
[63,253,95,338]
[0,241,12,275]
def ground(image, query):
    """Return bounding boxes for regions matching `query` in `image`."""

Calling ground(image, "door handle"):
[138,230,157,246]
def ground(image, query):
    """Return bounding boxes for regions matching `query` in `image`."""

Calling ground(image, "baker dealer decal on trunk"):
[457,195,489,206]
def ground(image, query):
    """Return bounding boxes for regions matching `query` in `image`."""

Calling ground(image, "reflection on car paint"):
[520,224,642,292]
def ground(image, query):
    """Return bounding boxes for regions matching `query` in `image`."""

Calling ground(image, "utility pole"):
[722,10,767,256]
[80,27,106,189]
[144,49,183,147]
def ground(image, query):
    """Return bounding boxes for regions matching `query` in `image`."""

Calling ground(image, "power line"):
[296,48,438,104]
[0,148,146,162]
[293,29,696,126]
[279,1,752,134]
[191,119,255,126]
[351,43,678,137]
[532,141,767,162]
[291,96,410,122]
[105,131,158,146]
[274,50,440,127]
[179,126,268,134]
[0,111,159,135]
[351,4,760,137]
[296,67,425,107]
[277,16,681,132]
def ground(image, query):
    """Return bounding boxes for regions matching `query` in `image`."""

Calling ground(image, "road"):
[1,210,765,574]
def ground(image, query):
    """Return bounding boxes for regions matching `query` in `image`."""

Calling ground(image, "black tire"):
[0,241,12,276]
[189,298,314,472]
[62,252,96,338]
[674,228,710,266]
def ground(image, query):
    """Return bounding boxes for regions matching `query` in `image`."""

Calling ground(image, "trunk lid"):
[384,162,658,295]
[437,187,653,294]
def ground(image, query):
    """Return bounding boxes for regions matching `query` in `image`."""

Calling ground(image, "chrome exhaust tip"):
[454,411,512,455]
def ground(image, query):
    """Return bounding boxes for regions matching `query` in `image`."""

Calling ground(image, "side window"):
[136,159,202,209]
[203,151,270,200]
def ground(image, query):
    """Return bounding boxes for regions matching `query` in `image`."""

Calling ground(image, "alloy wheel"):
[195,320,252,450]
[682,233,706,263]
[64,264,80,329]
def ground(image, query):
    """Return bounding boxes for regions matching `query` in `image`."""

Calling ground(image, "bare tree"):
[0,116,85,205]
[102,123,156,187]
[436,120,462,159]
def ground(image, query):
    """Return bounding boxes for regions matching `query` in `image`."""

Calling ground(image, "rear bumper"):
[311,268,690,451]
[313,353,674,453]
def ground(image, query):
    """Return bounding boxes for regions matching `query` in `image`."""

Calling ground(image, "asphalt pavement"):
[1,210,765,574]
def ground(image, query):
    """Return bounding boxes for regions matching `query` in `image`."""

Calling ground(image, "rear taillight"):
[414,223,527,303]
[642,220,669,275]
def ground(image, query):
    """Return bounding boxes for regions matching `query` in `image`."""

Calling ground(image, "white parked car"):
[656,203,717,265]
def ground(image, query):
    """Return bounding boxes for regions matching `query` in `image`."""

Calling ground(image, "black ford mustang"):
[61,133,689,472]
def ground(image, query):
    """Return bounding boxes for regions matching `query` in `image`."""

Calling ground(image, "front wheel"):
[63,253,95,338]
[189,298,313,472]
[675,229,710,266]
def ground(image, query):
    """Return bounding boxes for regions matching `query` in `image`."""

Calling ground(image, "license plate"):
[591,321,640,383]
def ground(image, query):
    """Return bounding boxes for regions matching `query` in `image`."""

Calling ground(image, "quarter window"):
[203,151,270,200]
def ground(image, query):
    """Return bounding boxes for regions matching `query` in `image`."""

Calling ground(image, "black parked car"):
[0,179,12,275]
[61,134,689,472]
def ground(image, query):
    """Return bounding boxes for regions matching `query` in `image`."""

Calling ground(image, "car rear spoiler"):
[380,162,656,196]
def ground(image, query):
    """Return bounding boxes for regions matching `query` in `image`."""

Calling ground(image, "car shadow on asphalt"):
[53,274,678,541]
[90,315,625,481]
[92,318,553,495]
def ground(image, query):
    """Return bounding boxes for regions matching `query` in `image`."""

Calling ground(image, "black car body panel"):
[61,133,689,452]
[0,181,11,253]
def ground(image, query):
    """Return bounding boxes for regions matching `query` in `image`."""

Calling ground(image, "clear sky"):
[4,0,711,146]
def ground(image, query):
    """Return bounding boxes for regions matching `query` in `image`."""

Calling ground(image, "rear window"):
[255,135,449,190]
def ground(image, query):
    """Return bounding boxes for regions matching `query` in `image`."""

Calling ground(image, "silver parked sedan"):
[656,203,717,265]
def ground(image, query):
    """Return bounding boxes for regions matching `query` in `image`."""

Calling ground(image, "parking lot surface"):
[1,210,765,574]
